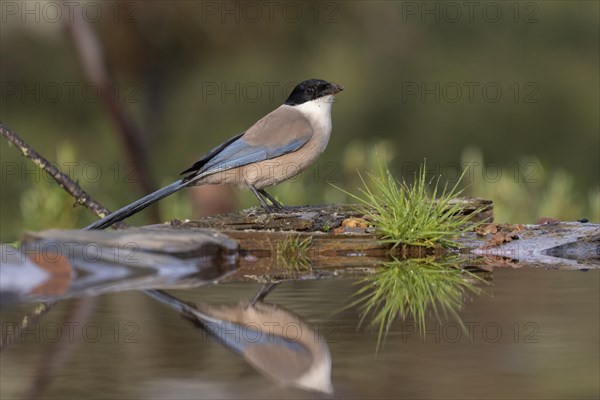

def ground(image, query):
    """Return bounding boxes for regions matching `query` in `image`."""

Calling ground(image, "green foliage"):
[338,159,479,249]
[462,147,600,223]
[349,257,484,350]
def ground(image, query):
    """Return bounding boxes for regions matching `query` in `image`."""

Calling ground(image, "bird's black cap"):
[284,79,343,106]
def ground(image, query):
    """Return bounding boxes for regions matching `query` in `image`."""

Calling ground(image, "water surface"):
[1,268,598,399]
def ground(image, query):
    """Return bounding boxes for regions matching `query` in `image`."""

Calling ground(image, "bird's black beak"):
[324,82,344,96]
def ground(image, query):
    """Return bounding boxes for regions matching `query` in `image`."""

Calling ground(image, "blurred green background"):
[1,0,598,242]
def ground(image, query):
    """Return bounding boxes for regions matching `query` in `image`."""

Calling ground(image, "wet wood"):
[144,201,472,279]
[151,199,481,281]
[163,199,490,258]
[23,227,237,257]
[469,221,599,270]
[152,199,597,272]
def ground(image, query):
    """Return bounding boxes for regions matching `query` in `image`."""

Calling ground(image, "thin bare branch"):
[0,123,127,228]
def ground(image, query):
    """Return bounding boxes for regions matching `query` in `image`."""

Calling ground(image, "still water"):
[1,268,598,399]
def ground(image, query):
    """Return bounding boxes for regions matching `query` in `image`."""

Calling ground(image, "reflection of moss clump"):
[349,257,484,349]
[341,160,480,249]
[276,235,312,272]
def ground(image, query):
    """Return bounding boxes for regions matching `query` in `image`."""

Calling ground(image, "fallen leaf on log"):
[341,218,370,228]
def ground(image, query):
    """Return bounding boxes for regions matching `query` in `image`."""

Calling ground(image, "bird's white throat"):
[290,95,334,131]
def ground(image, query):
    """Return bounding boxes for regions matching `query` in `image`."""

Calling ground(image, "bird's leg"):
[258,188,284,210]
[250,282,281,306]
[248,184,273,213]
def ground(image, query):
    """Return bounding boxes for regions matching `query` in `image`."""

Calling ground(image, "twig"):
[0,123,127,228]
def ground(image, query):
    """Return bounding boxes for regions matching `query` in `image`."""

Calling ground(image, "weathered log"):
[163,199,491,261]
[469,221,599,270]
[168,199,493,231]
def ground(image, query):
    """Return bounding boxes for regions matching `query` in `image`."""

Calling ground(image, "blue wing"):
[197,136,309,174]
[181,106,313,180]
[180,132,244,175]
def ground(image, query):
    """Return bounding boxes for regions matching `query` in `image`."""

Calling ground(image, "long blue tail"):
[84,179,190,230]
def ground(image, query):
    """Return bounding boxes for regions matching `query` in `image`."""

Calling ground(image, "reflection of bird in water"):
[145,287,333,394]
